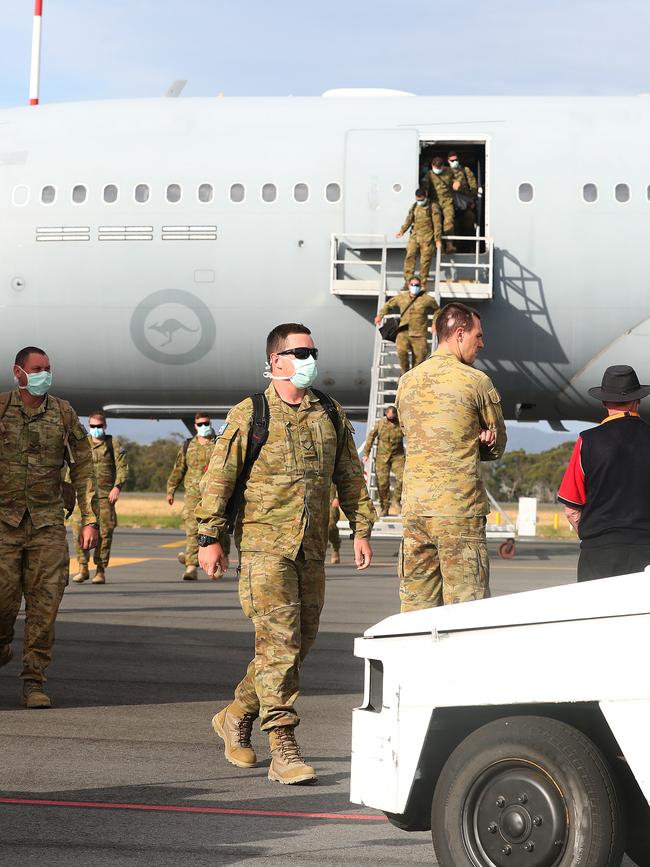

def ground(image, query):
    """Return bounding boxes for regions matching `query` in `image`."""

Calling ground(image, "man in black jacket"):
[558,364,650,581]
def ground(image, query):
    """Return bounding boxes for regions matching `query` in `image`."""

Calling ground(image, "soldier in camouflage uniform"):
[396,304,506,612]
[72,411,128,585]
[375,277,439,375]
[167,412,216,581]
[328,485,341,564]
[196,323,375,785]
[425,156,457,252]
[363,405,405,517]
[0,346,97,708]
[396,187,442,288]
[448,150,478,242]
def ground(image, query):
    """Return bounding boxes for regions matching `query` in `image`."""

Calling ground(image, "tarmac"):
[0,531,636,866]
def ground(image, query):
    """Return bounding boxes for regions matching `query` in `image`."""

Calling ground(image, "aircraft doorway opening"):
[419,139,488,252]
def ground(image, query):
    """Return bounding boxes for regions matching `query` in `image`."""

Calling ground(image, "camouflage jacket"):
[400,202,442,243]
[395,348,507,517]
[167,436,216,500]
[425,168,455,206]
[378,291,439,338]
[363,418,405,458]
[196,384,376,559]
[0,390,97,529]
[452,165,478,198]
[89,435,128,497]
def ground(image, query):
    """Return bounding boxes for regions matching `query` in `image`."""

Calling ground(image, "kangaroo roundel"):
[130,288,216,365]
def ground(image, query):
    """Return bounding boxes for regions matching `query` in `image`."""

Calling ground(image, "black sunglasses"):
[277,347,319,360]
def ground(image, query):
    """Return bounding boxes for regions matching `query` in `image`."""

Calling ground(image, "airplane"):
[1,88,648,426]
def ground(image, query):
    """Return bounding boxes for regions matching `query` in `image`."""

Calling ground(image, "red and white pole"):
[29,0,43,105]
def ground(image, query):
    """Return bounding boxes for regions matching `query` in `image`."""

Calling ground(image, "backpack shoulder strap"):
[310,388,341,442]
[0,392,12,424]
[182,437,193,458]
[53,396,77,465]
[224,393,270,534]
[104,433,116,466]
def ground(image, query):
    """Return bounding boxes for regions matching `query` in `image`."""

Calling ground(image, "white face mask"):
[264,355,318,389]
[409,283,422,295]
[196,424,212,437]
[449,159,460,169]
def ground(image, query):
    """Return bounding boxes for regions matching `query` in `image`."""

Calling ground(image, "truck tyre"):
[431,715,624,867]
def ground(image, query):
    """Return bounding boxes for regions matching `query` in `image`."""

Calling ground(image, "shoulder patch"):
[488,387,501,404]
[217,423,227,436]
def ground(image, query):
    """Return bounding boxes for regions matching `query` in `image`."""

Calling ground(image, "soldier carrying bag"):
[223,389,341,534]
[379,295,417,343]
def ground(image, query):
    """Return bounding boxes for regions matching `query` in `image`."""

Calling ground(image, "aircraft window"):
[230,183,245,203]
[615,183,630,203]
[582,183,598,203]
[262,183,277,203]
[72,184,87,204]
[293,183,309,203]
[12,185,30,206]
[135,184,150,203]
[166,183,182,203]
[393,183,402,193]
[198,183,213,203]
[103,184,118,204]
[518,183,534,203]
[41,185,56,205]
[325,182,341,202]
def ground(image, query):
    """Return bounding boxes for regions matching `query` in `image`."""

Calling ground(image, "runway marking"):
[160,540,186,549]
[0,797,386,822]
[69,557,150,573]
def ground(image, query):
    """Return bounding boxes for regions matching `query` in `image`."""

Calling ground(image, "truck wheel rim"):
[461,759,568,867]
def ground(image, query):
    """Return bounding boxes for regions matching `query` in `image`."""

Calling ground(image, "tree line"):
[121,436,185,493]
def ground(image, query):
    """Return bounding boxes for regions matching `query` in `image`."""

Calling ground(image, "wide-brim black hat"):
[588,364,650,401]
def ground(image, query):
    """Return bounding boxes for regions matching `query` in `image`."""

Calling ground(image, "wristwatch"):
[197,534,218,547]
[85,522,99,529]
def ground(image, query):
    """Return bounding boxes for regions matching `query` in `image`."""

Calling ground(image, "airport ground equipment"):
[350,572,650,865]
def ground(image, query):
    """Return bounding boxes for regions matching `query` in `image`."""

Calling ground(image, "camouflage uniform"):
[196,384,375,730]
[167,436,215,567]
[0,391,97,684]
[425,168,456,234]
[328,484,341,554]
[378,290,439,375]
[74,436,128,571]
[395,349,506,611]
[363,418,405,514]
[400,202,442,287]
[451,164,478,238]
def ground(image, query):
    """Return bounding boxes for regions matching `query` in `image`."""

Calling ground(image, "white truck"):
[350,573,650,866]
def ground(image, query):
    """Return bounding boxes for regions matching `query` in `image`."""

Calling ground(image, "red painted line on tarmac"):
[0,797,386,822]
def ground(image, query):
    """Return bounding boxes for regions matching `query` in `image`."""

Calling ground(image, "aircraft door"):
[344,129,419,236]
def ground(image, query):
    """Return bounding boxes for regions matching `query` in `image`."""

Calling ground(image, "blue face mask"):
[17,367,52,397]
[409,283,422,296]
[416,199,427,206]
[196,424,212,437]
[432,167,443,175]
[265,354,318,389]
[90,426,105,438]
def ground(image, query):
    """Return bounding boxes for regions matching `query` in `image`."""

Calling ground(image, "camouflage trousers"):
[376,452,405,514]
[399,515,489,612]
[396,331,429,375]
[182,494,201,567]
[234,550,326,730]
[403,234,434,286]
[328,505,341,552]
[439,198,455,234]
[0,514,68,683]
[75,497,116,570]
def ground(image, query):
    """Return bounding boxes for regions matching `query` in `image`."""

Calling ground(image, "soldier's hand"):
[211,557,230,582]
[79,524,98,551]
[374,316,382,325]
[331,497,340,509]
[436,240,442,250]
[452,180,461,191]
[199,543,228,578]
[166,495,174,506]
[353,538,373,571]
[395,231,403,239]
[362,455,369,463]
[479,428,496,447]
[108,486,121,505]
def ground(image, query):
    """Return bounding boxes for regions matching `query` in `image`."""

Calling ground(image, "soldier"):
[363,405,405,517]
[448,150,478,241]
[196,323,375,785]
[166,412,216,581]
[395,187,442,288]
[425,156,457,253]
[328,485,341,564]
[72,411,128,585]
[396,304,506,612]
[0,346,97,708]
[374,276,439,375]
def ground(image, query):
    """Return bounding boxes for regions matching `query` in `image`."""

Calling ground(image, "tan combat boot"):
[183,566,198,581]
[330,549,340,565]
[91,569,106,584]
[0,644,13,668]
[23,681,51,709]
[72,568,90,583]
[177,552,186,566]
[212,703,258,768]
[268,726,317,785]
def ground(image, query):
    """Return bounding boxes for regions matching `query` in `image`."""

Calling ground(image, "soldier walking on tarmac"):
[72,411,128,585]
[396,304,506,612]
[196,323,375,785]
[396,187,442,288]
[375,277,439,375]
[0,346,98,708]
[363,405,405,517]
[167,412,216,581]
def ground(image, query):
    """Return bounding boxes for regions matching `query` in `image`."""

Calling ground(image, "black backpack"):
[224,389,341,533]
